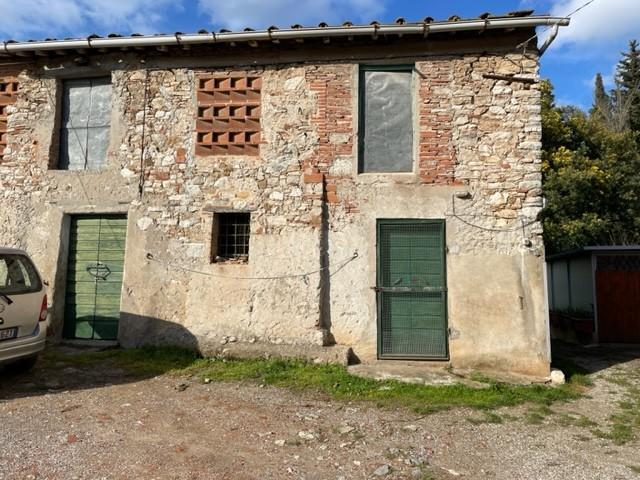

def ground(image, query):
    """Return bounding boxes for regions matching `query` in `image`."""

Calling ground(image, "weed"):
[627,465,640,474]
[593,377,640,445]
[557,412,597,428]
[592,424,635,445]
[525,411,545,425]
[550,358,594,387]
[467,412,503,425]
[525,405,556,425]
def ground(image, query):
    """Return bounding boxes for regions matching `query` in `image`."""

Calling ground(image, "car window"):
[0,254,42,294]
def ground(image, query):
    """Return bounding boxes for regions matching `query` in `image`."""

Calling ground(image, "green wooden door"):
[377,220,448,359]
[63,215,127,340]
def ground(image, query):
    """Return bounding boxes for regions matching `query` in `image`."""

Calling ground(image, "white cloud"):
[0,0,181,39]
[197,0,387,31]
[546,0,640,52]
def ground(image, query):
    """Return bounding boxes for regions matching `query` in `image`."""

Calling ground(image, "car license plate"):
[0,327,18,341]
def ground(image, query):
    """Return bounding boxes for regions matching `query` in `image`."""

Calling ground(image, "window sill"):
[211,257,249,265]
[355,172,419,185]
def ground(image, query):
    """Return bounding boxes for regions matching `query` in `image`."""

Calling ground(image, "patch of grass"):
[467,411,504,425]
[592,424,635,445]
[551,357,594,387]
[187,357,585,413]
[593,372,640,445]
[46,347,586,414]
[525,411,545,425]
[525,405,554,425]
[627,465,640,475]
[557,412,597,428]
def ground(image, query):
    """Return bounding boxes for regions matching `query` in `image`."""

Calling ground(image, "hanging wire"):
[447,195,538,232]
[517,0,598,52]
[145,250,359,281]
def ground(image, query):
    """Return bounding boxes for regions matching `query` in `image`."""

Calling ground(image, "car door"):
[0,254,43,341]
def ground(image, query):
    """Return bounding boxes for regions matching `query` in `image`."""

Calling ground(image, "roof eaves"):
[0,15,570,56]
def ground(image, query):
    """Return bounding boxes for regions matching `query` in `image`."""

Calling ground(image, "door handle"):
[86,262,111,281]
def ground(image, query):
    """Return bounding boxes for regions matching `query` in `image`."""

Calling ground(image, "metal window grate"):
[217,213,250,260]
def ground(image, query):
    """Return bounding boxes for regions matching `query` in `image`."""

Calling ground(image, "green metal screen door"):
[63,215,127,340]
[377,220,448,358]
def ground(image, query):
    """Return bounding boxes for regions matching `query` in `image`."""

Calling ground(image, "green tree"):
[540,80,640,254]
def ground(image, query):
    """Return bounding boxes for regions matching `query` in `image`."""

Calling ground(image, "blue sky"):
[1,0,638,109]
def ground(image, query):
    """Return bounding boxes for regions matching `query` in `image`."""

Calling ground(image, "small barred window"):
[213,212,251,262]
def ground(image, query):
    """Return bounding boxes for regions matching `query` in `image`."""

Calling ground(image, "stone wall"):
[0,44,549,376]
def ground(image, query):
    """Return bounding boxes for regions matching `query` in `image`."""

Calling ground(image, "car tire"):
[11,355,38,373]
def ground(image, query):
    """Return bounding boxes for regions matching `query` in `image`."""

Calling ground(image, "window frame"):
[57,76,112,171]
[357,64,416,175]
[211,212,251,263]
[0,254,43,295]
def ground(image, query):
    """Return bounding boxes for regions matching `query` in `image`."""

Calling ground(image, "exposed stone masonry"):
[0,46,549,373]
[0,53,544,257]
[0,72,19,163]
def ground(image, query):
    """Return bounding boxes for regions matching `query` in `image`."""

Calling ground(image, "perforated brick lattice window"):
[0,78,19,162]
[196,74,261,156]
[214,212,251,262]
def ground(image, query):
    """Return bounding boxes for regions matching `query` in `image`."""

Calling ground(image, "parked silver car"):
[0,248,48,371]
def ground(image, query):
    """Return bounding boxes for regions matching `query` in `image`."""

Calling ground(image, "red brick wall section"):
[305,66,356,211]
[196,73,261,156]
[0,76,18,163]
[417,60,459,185]
[305,63,461,196]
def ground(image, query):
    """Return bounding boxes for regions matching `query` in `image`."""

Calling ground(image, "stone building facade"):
[0,15,562,376]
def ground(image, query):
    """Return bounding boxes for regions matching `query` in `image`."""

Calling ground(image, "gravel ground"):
[0,344,639,480]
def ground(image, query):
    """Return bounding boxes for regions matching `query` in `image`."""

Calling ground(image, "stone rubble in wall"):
[115,66,330,263]
[445,53,544,255]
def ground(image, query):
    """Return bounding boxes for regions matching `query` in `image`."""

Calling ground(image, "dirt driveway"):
[1,343,639,480]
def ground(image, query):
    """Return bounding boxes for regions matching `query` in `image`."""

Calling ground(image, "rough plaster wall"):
[0,49,549,375]
[318,53,549,375]
[118,66,328,346]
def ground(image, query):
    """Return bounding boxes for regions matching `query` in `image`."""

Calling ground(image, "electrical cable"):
[144,250,359,281]
[447,195,539,232]
[517,0,598,52]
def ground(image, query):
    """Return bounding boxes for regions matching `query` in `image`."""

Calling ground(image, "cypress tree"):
[591,73,612,123]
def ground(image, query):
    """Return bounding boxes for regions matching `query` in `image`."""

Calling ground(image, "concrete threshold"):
[348,360,549,387]
[348,361,485,388]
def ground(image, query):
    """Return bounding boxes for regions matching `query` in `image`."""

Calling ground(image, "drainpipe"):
[538,23,560,55]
